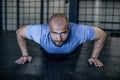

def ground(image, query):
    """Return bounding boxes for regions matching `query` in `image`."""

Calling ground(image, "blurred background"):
[0,0,120,37]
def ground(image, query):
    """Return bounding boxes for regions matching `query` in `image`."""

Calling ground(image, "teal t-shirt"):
[26,23,95,54]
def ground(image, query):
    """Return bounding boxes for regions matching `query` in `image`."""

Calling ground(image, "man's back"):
[25,23,95,54]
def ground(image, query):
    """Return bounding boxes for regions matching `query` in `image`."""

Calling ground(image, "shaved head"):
[49,13,69,29]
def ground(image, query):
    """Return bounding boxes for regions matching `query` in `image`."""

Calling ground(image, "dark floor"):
[0,31,120,80]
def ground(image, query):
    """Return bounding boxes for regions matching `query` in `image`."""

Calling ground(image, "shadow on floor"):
[0,31,120,80]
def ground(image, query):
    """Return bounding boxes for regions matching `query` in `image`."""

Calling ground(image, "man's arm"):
[88,27,106,67]
[15,26,32,64]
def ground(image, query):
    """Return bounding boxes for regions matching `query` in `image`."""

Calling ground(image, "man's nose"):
[57,34,62,41]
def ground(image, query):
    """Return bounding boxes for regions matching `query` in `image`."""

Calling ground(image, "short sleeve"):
[25,25,33,39]
[25,24,43,44]
[77,24,96,43]
[86,26,96,40]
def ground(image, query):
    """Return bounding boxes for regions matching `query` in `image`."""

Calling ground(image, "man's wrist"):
[91,56,98,59]
[22,53,29,56]
[22,55,29,57]
[91,54,98,59]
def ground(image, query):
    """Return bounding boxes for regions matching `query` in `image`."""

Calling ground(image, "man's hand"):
[15,56,32,64]
[88,57,103,67]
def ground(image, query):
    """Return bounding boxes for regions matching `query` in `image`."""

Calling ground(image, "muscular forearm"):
[17,36,28,56]
[91,27,106,58]
[16,28,29,56]
[91,39,105,58]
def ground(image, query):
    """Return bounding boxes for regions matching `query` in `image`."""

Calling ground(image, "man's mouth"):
[54,41,64,47]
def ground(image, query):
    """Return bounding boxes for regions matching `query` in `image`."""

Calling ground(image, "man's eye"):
[62,32,67,34]
[61,31,68,34]
[51,32,57,34]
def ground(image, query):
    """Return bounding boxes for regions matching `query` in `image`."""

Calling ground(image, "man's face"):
[50,23,69,47]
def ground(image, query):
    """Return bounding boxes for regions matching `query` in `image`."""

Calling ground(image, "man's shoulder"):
[69,22,94,37]
[69,22,88,29]
[26,24,49,37]
[27,24,49,28]
[25,24,49,44]
[69,22,85,31]
[26,24,49,31]
[70,22,92,27]
[70,23,94,33]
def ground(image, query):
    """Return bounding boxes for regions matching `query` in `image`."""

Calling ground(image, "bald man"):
[15,13,106,67]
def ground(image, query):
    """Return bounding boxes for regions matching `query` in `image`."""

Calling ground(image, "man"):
[15,13,106,67]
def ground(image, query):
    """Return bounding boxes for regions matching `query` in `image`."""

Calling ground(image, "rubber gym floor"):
[0,31,120,80]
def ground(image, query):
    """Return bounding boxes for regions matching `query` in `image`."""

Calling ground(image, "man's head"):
[49,13,69,47]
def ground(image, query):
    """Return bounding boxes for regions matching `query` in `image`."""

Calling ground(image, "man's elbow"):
[101,30,106,42]
[94,27,106,41]
[16,26,27,38]
[16,29,22,37]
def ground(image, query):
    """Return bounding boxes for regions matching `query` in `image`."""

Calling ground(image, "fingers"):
[88,59,93,65]
[21,57,28,64]
[96,61,103,67]
[15,57,26,64]
[88,58,104,67]
[28,56,32,62]
[15,57,24,64]
[15,56,32,64]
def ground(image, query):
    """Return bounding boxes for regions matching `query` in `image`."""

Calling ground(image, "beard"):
[51,36,69,47]
[53,41,65,47]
